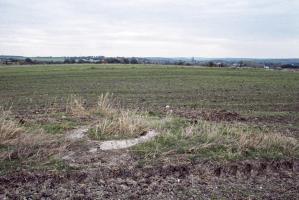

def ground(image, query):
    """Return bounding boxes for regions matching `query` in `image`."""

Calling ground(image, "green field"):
[0,64,298,133]
[1,64,299,199]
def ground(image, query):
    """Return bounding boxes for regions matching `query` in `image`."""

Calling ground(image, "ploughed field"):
[0,64,298,134]
[0,64,298,199]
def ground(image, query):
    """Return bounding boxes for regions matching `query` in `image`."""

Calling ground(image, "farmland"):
[0,64,299,199]
[1,64,298,133]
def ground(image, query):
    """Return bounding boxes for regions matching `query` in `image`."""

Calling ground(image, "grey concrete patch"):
[65,126,160,151]
[66,126,90,140]
[98,130,159,150]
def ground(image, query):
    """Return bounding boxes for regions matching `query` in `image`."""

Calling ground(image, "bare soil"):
[1,147,298,199]
[1,108,298,199]
[167,108,246,122]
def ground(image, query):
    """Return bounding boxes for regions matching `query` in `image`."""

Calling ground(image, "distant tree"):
[123,58,130,64]
[78,59,85,63]
[130,58,138,64]
[64,59,71,64]
[208,61,215,67]
[64,58,75,64]
[106,57,121,64]
[25,58,33,63]
[175,60,185,65]
[218,63,224,67]
[239,61,246,67]
[281,64,298,69]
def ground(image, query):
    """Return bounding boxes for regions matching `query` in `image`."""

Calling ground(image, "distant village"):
[1,55,298,69]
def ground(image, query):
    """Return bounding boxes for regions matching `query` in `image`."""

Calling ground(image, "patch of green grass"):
[41,121,75,134]
[0,160,23,175]
[24,119,77,135]
[133,119,299,161]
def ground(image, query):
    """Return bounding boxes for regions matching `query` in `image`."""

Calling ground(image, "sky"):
[0,0,298,58]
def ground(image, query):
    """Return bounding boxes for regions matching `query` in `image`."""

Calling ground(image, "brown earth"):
[1,108,298,199]
[1,147,298,199]
[167,108,246,122]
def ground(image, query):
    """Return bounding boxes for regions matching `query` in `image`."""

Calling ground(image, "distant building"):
[232,63,241,68]
[215,62,224,67]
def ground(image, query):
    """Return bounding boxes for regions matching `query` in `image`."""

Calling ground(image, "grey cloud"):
[0,0,298,57]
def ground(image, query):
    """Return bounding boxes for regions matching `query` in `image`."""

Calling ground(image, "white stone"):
[99,130,160,150]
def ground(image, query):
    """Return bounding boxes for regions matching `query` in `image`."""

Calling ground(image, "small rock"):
[89,148,98,153]
[120,184,129,191]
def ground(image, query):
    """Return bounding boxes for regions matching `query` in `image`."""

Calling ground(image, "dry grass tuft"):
[134,119,298,160]
[238,131,297,155]
[0,109,69,163]
[1,132,65,162]
[90,110,149,139]
[0,108,23,144]
[181,121,298,158]
[66,95,88,117]
[89,93,153,139]
[96,93,116,117]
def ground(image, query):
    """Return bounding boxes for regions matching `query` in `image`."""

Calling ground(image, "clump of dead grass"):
[88,93,168,139]
[0,110,23,145]
[95,93,116,117]
[238,131,297,155]
[134,119,298,160]
[90,110,150,139]
[0,109,69,163]
[1,131,65,162]
[64,93,117,119]
[66,95,88,117]
[181,121,298,158]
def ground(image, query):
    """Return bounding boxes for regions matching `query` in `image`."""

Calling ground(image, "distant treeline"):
[1,56,298,69]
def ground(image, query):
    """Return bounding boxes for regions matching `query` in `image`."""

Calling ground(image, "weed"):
[89,110,150,139]
[0,109,23,145]
[0,109,72,169]
[95,93,116,117]
[133,120,298,161]
[66,95,88,117]
[41,121,76,135]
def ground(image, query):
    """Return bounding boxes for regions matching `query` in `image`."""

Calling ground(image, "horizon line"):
[1,55,298,60]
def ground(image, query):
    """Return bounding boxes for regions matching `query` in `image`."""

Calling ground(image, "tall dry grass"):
[65,93,117,118]
[90,110,150,139]
[65,95,88,117]
[95,92,119,117]
[87,93,160,139]
[181,121,298,158]
[134,119,298,160]
[0,109,68,162]
[0,110,23,145]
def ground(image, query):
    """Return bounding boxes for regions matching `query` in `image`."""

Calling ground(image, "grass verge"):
[133,119,299,161]
[0,109,72,173]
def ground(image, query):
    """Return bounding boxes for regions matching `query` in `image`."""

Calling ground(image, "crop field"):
[1,64,298,132]
[0,64,299,199]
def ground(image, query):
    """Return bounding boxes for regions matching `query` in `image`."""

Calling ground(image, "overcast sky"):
[0,0,298,58]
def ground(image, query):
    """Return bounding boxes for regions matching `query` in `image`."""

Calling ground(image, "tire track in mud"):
[1,160,298,199]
